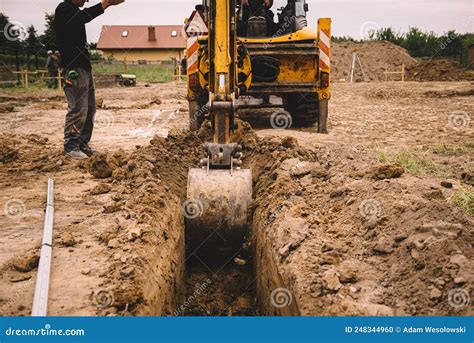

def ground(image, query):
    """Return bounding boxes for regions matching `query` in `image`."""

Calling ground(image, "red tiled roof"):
[97,25,186,50]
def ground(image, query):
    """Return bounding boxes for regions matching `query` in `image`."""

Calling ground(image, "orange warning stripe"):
[187,37,199,73]
[319,28,331,70]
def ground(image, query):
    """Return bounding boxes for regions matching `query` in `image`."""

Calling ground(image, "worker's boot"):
[65,147,89,160]
[80,143,96,157]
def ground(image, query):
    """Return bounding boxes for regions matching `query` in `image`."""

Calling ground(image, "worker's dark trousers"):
[48,70,58,89]
[63,67,96,152]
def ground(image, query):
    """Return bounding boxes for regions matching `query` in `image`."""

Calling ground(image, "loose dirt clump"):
[88,153,114,179]
[0,139,19,163]
[91,183,111,195]
[370,163,405,180]
[10,252,40,273]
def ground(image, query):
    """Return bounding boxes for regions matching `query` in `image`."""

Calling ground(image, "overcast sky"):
[1,0,473,43]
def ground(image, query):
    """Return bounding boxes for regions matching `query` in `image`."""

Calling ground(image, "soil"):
[407,58,474,82]
[332,41,418,82]
[0,80,472,317]
[332,41,473,83]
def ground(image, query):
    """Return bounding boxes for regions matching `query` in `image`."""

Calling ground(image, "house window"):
[171,30,177,37]
[122,31,128,37]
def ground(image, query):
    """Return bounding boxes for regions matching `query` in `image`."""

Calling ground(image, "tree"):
[25,25,42,69]
[40,13,57,51]
[0,12,24,77]
[0,13,23,55]
[375,27,404,46]
[438,31,463,59]
[401,27,438,57]
[332,36,355,43]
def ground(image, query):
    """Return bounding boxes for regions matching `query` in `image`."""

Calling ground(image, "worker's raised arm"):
[59,0,123,26]
[101,0,125,10]
[59,3,103,25]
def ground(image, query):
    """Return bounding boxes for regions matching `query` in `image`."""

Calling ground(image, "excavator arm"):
[185,0,252,257]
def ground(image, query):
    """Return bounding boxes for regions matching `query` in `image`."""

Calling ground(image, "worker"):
[54,51,61,66]
[46,51,57,89]
[53,51,62,88]
[54,0,124,160]
[240,0,275,36]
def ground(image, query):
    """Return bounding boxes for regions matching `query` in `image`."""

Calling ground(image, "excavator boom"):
[185,0,252,257]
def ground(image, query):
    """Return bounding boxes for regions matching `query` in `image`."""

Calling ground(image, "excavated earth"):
[332,41,473,83]
[0,81,472,317]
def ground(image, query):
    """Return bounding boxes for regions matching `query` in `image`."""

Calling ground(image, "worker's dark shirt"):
[55,0,104,71]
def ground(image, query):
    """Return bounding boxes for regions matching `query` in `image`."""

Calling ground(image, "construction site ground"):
[0,80,472,316]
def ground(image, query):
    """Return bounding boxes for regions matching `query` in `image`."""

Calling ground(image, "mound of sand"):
[407,58,474,82]
[332,40,417,82]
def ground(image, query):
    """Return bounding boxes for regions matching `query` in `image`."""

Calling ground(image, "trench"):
[142,164,297,316]
[128,125,303,316]
[179,158,301,316]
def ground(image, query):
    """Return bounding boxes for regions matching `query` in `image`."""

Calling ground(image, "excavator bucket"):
[185,168,252,257]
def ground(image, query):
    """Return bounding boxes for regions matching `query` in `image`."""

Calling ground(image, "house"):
[97,25,186,63]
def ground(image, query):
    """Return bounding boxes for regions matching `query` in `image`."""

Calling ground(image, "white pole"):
[350,53,356,83]
[356,54,367,82]
[31,178,54,316]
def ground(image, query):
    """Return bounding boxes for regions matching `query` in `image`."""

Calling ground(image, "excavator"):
[184,0,331,256]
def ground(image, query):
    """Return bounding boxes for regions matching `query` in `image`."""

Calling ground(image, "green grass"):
[0,64,176,93]
[377,149,438,176]
[92,64,175,83]
[428,144,466,156]
[0,83,58,94]
[450,187,474,216]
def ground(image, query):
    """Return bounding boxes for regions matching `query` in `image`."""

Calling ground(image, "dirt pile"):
[85,129,204,315]
[332,40,417,82]
[0,134,71,173]
[252,142,473,316]
[407,58,474,82]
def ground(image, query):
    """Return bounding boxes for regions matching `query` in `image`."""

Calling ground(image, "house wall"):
[100,49,184,62]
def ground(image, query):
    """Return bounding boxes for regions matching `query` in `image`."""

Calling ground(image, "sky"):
[0,0,473,43]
